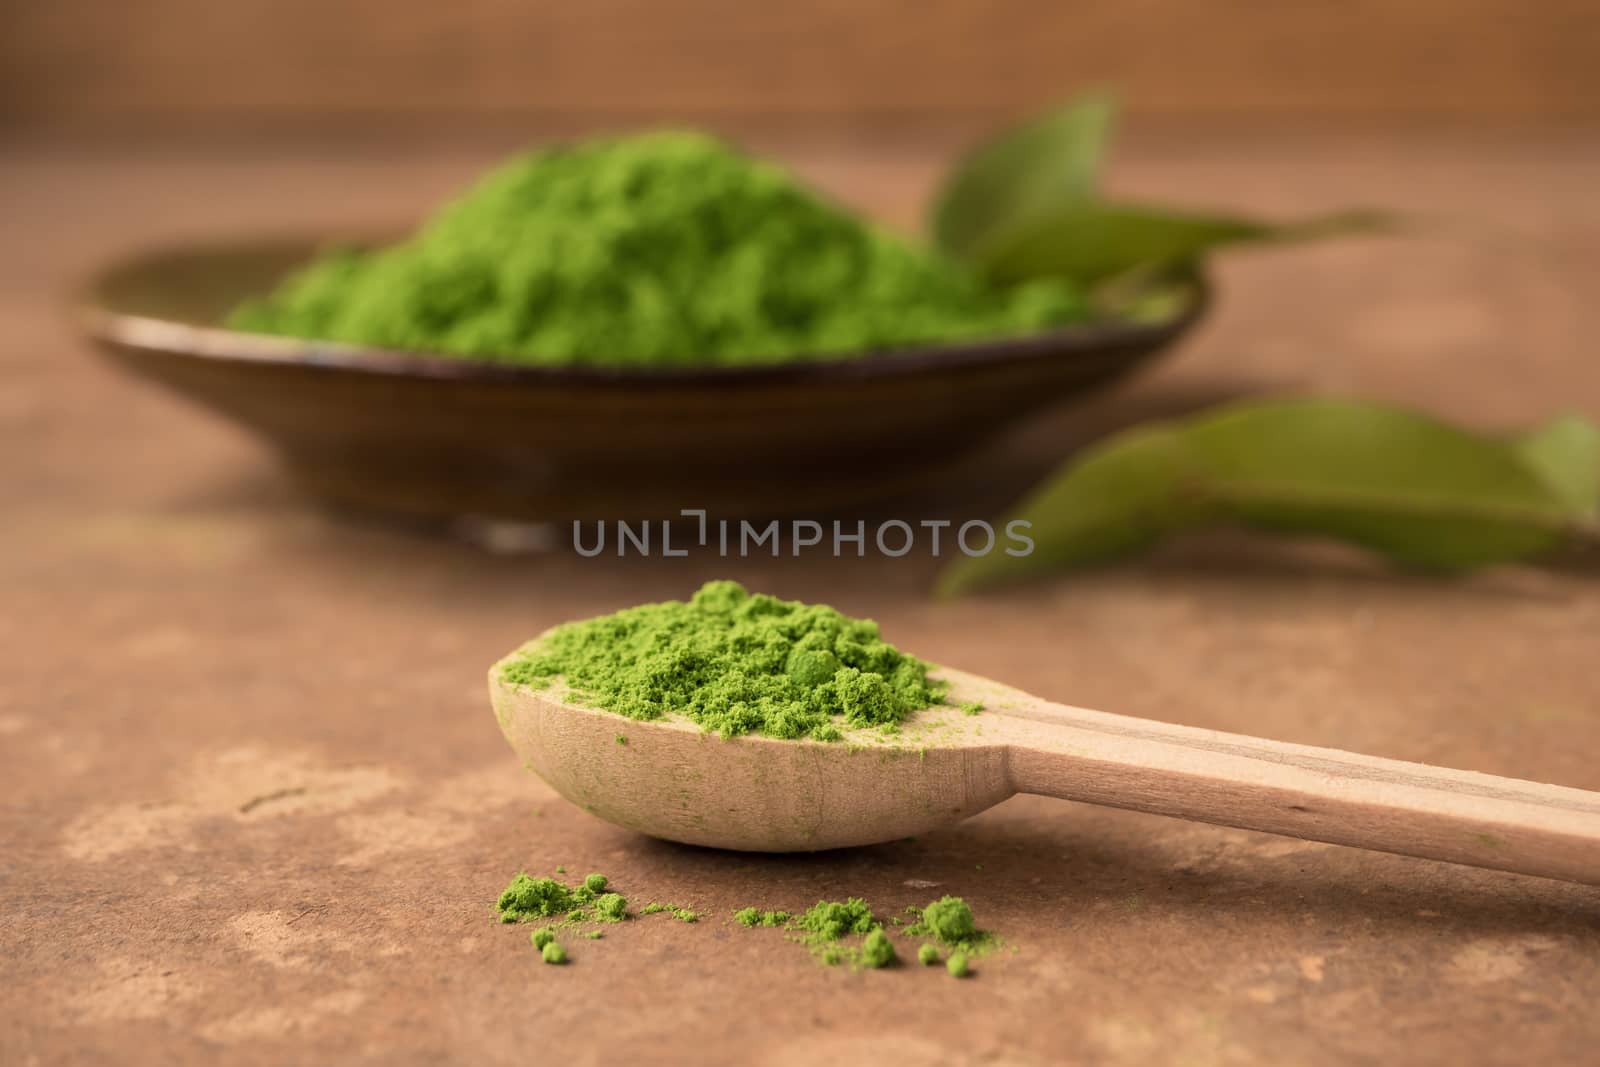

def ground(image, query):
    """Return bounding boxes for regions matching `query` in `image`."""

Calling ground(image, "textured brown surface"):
[2,131,1599,1066]
[5,0,1600,129]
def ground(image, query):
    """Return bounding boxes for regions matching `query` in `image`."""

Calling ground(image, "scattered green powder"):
[497,873,575,923]
[554,865,565,873]
[582,930,605,940]
[960,701,984,716]
[796,898,878,943]
[860,928,896,969]
[733,896,1004,973]
[639,902,673,915]
[541,941,568,965]
[914,896,975,943]
[500,580,945,740]
[673,909,698,924]
[906,896,997,957]
[615,735,627,745]
[592,893,628,922]
[790,898,888,968]
[733,908,791,928]
[498,871,629,928]
[228,132,1086,369]
[529,927,556,950]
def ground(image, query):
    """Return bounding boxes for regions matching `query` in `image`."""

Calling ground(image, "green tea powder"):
[229,132,1086,367]
[499,580,945,740]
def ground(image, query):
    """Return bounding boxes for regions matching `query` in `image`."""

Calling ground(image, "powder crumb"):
[583,873,608,894]
[796,898,876,943]
[530,927,556,950]
[959,701,984,716]
[593,893,628,922]
[541,942,568,965]
[918,944,941,966]
[916,897,976,943]
[582,930,604,940]
[947,953,970,978]
[733,907,790,927]
[498,873,575,923]
[673,909,698,924]
[906,896,998,957]
[860,928,896,969]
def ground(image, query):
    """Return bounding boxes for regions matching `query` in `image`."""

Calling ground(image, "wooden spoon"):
[489,653,1600,885]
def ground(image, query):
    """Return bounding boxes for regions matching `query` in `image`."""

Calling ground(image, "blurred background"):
[5,0,1598,537]
[5,1,1597,137]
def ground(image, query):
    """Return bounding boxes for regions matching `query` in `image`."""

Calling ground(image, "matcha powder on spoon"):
[498,581,945,740]
[228,132,1086,368]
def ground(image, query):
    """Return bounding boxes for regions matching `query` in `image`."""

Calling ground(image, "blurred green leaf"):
[937,399,1600,597]
[930,93,1116,260]
[1510,414,1600,514]
[974,203,1389,286]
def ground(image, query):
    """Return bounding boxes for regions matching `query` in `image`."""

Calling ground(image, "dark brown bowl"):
[80,236,1208,522]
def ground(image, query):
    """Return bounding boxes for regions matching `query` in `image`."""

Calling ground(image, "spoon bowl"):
[491,657,1014,851]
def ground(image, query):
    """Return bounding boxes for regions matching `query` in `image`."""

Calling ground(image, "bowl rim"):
[79,235,1211,390]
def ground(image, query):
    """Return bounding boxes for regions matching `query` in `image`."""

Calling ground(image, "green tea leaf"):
[937,399,1600,597]
[974,203,1388,285]
[930,93,1115,260]
[1510,414,1600,515]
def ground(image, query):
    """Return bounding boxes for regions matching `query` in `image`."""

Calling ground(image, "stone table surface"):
[2,130,1598,1066]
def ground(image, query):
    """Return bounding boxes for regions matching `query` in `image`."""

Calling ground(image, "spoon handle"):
[998,699,1600,885]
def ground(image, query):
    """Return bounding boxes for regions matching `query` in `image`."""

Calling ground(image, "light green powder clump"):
[733,908,791,928]
[497,873,575,923]
[592,893,628,922]
[500,581,945,740]
[498,871,629,927]
[227,132,1086,368]
[860,928,896,969]
[796,898,877,942]
[915,896,976,943]
[906,895,997,957]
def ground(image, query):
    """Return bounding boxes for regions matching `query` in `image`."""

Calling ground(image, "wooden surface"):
[4,129,1600,1065]
[5,1,1600,129]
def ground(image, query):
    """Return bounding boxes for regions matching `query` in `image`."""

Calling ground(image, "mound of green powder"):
[795,898,878,943]
[499,580,945,740]
[497,870,629,926]
[906,895,996,959]
[790,898,889,968]
[228,131,1086,367]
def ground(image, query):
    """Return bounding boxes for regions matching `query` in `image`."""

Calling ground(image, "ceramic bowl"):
[81,236,1208,522]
